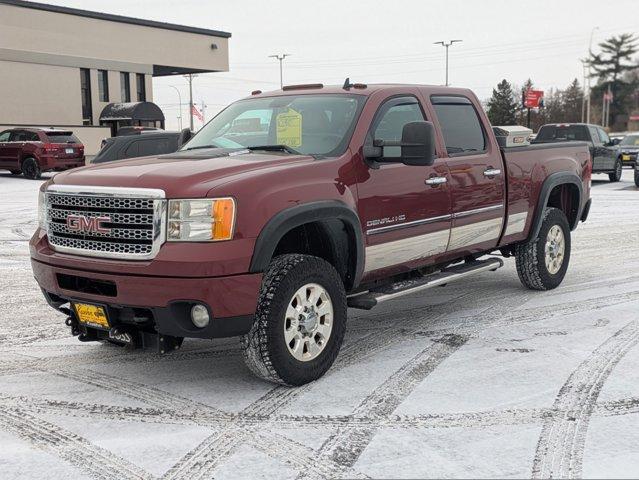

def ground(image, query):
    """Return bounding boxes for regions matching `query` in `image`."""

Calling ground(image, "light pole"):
[586,26,599,124]
[434,40,462,86]
[269,53,291,89]
[168,85,183,130]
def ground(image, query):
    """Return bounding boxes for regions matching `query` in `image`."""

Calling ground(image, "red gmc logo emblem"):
[66,215,112,234]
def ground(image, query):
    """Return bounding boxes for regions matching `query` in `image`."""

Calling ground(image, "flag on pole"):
[191,104,204,122]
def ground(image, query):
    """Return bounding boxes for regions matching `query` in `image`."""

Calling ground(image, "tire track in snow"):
[306,334,468,478]
[0,405,151,480]
[531,320,639,479]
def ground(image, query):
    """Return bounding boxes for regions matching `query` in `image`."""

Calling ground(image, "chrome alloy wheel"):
[545,225,565,274]
[284,283,333,362]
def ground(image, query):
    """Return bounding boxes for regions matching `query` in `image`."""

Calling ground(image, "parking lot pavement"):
[0,169,638,479]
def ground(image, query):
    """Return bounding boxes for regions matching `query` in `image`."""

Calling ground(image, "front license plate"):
[74,303,110,330]
[622,155,631,161]
[65,148,74,154]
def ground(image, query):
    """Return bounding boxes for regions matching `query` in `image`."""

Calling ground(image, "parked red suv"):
[0,128,85,179]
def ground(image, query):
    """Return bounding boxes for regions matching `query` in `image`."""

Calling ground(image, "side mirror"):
[400,121,437,166]
[177,128,193,148]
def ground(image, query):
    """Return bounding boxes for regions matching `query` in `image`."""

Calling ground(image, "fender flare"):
[249,200,365,289]
[528,171,583,241]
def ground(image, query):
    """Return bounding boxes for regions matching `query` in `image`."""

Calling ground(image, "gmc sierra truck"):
[30,83,592,386]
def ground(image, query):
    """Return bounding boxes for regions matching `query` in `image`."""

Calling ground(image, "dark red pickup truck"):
[30,83,592,385]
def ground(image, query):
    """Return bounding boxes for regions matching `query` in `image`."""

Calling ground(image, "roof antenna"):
[342,77,352,90]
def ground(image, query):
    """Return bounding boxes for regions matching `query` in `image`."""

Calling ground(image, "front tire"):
[515,208,571,291]
[635,169,639,188]
[241,254,347,386]
[609,159,622,182]
[21,158,41,180]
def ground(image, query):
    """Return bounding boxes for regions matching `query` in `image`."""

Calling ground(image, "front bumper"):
[32,258,262,339]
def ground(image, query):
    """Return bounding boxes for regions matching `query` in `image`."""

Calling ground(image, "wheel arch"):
[249,201,365,290]
[528,172,583,241]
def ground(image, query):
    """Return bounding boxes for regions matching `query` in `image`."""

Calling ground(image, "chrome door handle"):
[483,168,501,178]
[425,176,447,186]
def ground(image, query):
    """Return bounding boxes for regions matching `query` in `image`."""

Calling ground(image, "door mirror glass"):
[400,121,436,166]
[177,128,193,148]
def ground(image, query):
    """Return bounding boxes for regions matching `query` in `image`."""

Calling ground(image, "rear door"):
[5,130,26,169]
[430,95,506,255]
[356,93,452,277]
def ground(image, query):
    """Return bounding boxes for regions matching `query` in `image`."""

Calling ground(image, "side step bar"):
[347,257,504,310]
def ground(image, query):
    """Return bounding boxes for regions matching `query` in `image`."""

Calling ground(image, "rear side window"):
[124,137,178,159]
[9,130,29,142]
[45,132,80,143]
[0,131,9,142]
[431,96,486,154]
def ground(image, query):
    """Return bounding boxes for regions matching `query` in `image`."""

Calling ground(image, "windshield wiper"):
[182,144,220,151]
[246,145,301,155]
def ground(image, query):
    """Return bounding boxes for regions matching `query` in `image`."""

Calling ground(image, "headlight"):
[38,189,47,230]
[167,198,235,242]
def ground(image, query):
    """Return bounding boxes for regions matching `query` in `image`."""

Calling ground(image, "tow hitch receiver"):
[64,314,183,353]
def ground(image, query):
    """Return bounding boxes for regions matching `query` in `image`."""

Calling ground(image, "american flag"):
[191,104,204,122]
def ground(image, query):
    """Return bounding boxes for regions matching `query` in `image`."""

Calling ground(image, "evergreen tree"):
[563,79,584,123]
[589,33,638,128]
[486,79,518,125]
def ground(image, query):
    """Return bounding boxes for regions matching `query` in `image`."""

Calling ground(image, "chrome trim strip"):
[504,212,528,236]
[47,184,166,199]
[448,217,502,251]
[364,229,450,272]
[366,214,452,235]
[452,204,503,219]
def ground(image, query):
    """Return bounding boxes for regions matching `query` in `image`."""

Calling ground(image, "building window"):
[98,70,109,102]
[120,72,131,102]
[136,73,146,102]
[80,68,92,125]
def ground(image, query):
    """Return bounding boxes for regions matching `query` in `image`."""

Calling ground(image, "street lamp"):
[168,85,183,130]
[586,26,599,124]
[269,53,291,89]
[434,40,462,86]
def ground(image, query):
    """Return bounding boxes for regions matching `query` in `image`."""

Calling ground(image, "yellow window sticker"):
[276,108,302,148]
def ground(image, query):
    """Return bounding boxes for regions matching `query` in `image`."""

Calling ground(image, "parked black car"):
[617,133,639,168]
[93,131,180,164]
[533,123,621,182]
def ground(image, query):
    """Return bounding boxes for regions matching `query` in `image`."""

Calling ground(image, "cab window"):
[431,96,486,155]
[371,97,425,158]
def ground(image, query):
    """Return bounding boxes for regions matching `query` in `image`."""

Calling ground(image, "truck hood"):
[51,148,315,198]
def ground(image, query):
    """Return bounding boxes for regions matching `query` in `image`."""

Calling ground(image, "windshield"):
[183,94,366,157]
[620,135,639,146]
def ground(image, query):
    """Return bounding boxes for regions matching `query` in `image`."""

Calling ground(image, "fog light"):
[191,304,210,328]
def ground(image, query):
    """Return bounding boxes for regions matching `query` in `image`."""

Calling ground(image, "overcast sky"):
[45,0,639,130]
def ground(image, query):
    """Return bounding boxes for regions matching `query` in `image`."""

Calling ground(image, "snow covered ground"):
[0,169,638,479]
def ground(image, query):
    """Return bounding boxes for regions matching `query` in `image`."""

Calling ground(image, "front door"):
[430,95,506,256]
[589,125,614,171]
[0,130,11,168]
[356,94,452,278]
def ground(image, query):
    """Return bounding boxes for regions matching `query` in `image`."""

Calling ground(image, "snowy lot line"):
[1,172,639,479]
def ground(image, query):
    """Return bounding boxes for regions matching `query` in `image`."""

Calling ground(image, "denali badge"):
[66,215,112,234]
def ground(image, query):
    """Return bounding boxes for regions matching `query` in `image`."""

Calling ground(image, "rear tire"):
[21,157,41,180]
[609,159,622,182]
[241,254,347,386]
[515,208,571,291]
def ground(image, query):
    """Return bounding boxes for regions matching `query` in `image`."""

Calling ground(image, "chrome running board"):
[347,257,504,310]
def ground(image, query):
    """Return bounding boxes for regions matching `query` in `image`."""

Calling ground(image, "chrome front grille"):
[45,185,166,260]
